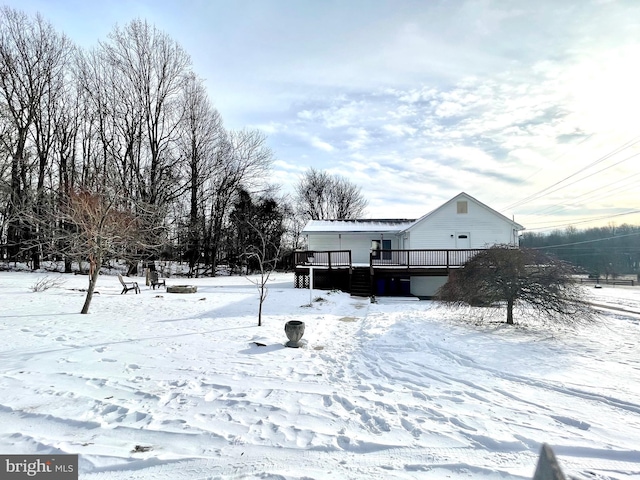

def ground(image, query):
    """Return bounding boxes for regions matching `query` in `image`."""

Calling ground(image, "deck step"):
[350,268,371,297]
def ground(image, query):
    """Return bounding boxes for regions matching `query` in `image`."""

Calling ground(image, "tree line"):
[520,224,640,277]
[0,8,367,277]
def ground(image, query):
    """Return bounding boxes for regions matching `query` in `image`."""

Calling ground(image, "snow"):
[1,271,640,479]
[302,219,415,233]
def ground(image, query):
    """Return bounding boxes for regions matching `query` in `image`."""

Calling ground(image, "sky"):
[6,0,640,232]
[1,269,640,478]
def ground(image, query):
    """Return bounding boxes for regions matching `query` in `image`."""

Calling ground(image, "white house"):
[296,192,524,298]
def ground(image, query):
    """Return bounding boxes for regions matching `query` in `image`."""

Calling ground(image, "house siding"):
[406,195,519,250]
[410,276,448,297]
[308,232,401,264]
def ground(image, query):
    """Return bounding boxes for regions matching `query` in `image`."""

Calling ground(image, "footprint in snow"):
[333,394,355,411]
[551,415,591,430]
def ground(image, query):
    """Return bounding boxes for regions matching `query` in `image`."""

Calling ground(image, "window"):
[371,239,391,260]
[457,201,468,214]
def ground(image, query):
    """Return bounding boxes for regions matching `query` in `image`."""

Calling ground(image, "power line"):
[529,151,640,204]
[504,134,640,211]
[510,148,640,211]
[529,230,640,249]
[519,133,594,184]
[533,174,640,217]
[524,209,640,231]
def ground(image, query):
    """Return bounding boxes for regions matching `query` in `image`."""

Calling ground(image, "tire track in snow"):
[359,307,640,418]
[340,307,640,479]
[417,339,640,416]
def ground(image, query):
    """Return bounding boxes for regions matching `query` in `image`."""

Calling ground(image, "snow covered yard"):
[0,271,639,479]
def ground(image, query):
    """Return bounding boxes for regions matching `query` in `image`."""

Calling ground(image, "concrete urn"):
[284,320,305,348]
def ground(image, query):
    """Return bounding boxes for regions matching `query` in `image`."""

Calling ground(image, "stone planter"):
[284,320,305,348]
[166,285,197,294]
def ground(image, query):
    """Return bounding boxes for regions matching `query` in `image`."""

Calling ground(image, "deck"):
[294,249,484,296]
[294,249,483,272]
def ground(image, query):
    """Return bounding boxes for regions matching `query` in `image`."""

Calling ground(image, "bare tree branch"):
[295,167,367,220]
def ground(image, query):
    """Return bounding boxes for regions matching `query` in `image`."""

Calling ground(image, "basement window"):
[457,201,468,214]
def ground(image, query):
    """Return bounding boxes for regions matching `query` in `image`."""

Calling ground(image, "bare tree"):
[243,221,282,327]
[61,188,141,314]
[0,7,72,261]
[204,129,272,274]
[436,245,597,325]
[278,194,306,254]
[176,73,223,275]
[332,176,368,219]
[74,20,193,271]
[76,45,142,193]
[295,167,367,220]
[30,30,74,269]
[0,10,280,275]
[295,168,331,220]
[99,19,191,209]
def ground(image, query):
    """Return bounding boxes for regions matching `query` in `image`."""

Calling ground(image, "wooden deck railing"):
[294,250,352,269]
[295,249,485,270]
[370,249,484,268]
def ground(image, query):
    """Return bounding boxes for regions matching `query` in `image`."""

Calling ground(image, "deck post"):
[369,251,374,276]
[446,250,450,274]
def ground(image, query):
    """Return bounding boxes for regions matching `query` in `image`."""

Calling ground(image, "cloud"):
[346,127,370,150]
[383,124,417,137]
[309,136,334,152]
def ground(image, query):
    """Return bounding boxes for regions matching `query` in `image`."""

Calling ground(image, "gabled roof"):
[403,192,524,232]
[302,192,525,234]
[303,219,415,233]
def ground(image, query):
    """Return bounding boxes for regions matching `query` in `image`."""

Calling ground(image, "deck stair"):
[350,267,371,297]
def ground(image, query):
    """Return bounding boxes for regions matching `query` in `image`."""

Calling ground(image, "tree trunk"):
[7,140,27,259]
[32,250,41,270]
[81,259,101,314]
[257,272,267,327]
[506,297,514,324]
[127,261,138,276]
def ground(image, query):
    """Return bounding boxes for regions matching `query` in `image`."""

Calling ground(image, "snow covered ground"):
[0,270,639,479]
